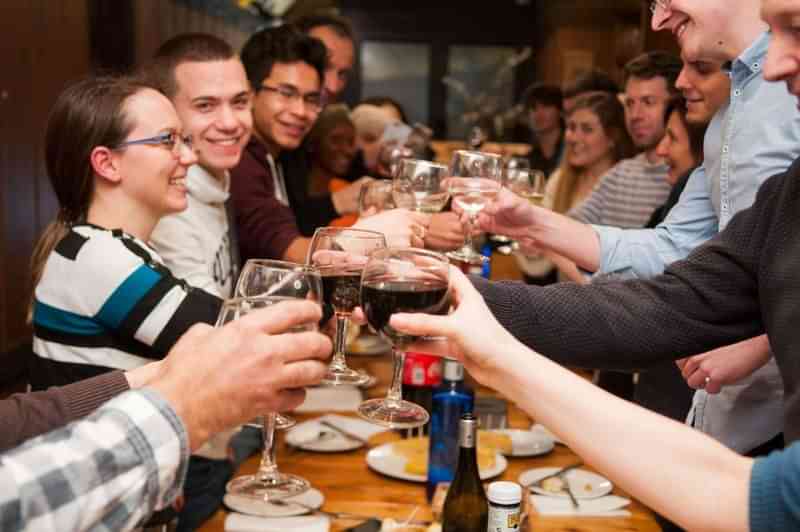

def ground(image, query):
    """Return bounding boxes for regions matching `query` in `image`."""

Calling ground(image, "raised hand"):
[354,208,430,248]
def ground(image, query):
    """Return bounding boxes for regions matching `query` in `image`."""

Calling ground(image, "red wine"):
[321,270,362,314]
[361,279,449,344]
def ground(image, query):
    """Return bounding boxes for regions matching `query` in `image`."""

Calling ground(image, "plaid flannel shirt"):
[0,389,189,532]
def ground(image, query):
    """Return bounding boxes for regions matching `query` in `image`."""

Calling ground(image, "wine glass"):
[492,157,532,248]
[446,150,503,264]
[307,227,387,386]
[359,247,450,428]
[221,292,321,501]
[392,158,450,213]
[235,259,323,430]
[358,180,395,217]
[377,142,415,178]
[506,168,546,206]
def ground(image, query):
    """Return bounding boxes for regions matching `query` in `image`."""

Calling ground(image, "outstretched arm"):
[392,269,751,532]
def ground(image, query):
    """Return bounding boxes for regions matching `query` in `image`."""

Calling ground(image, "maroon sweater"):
[0,370,129,452]
[230,139,302,261]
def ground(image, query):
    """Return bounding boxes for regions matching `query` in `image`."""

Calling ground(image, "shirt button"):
[753,62,760,69]
[734,89,742,96]
[722,146,729,153]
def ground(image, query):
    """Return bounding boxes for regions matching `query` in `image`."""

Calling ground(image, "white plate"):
[285,422,364,452]
[519,467,613,500]
[223,488,324,517]
[489,429,554,457]
[366,441,507,483]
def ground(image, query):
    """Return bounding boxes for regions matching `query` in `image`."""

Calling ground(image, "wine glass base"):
[322,366,371,386]
[357,398,430,429]
[275,414,296,430]
[447,248,489,265]
[226,472,310,501]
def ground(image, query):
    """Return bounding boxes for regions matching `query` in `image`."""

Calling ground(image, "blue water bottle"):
[426,358,475,501]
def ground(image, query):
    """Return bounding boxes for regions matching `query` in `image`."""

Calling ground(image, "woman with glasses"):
[28,76,222,394]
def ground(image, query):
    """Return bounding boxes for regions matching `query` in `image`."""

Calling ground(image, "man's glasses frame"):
[259,84,324,112]
[114,131,194,154]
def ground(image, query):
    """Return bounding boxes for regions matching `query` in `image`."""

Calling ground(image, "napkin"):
[291,413,388,441]
[295,386,363,412]
[224,513,329,531]
[530,423,564,445]
[530,494,631,517]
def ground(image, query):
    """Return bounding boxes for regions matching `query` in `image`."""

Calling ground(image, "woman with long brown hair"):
[516,91,634,283]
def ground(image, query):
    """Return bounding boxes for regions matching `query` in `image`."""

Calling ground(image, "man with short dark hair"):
[231,25,426,264]
[523,83,564,177]
[295,13,356,103]
[562,68,620,114]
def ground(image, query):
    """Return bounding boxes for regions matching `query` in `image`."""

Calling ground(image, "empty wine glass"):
[235,259,322,430]
[358,180,395,217]
[377,141,415,178]
[359,247,451,428]
[307,227,387,386]
[221,291,321,501]
[392,159,450,213]
[446,150,503,264]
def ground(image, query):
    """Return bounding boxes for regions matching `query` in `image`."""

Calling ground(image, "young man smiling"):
[231,25,426,265]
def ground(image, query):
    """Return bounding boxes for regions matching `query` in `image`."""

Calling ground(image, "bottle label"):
[403,352,442,386]
[488,505,521,531]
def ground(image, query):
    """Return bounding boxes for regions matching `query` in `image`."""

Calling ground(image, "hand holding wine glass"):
[446,150,503,264]
[358,247,451,428]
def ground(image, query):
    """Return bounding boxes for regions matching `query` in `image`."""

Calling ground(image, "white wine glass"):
[446,150,503,264]
[358,247,450,428]
[392,158,450,213]
[505,168,546,206]
[221,291,321,501]
[307,227,387,386]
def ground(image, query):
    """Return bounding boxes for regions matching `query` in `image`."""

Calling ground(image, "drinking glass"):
[358,180,395,217]
[307,227,387,386]
[446,150,503,264]
[505,168,546,206]
[492,157,532,248]
[392,159,450,213]
[235,259,322,430]
[377,142,415,178]
[221,292,321,500]
[359,247,451,428]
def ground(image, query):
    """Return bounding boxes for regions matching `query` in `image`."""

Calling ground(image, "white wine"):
[452,188,499,216]
[442,413,488,532]
[508,183,545,207]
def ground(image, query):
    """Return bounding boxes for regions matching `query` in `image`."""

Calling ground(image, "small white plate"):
[489,429,554,457]
[365,442,507,483]
[519,467,613,500]
[223,488,324,517]
[285,422,364,452]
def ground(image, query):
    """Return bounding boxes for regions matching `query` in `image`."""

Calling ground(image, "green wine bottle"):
[442,413,488,532]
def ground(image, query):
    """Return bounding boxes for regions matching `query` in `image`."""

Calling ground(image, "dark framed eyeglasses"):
[114,131,194,154]
[259,84,324,112]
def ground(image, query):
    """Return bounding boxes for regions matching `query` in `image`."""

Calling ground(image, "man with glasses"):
[231,25,427,264]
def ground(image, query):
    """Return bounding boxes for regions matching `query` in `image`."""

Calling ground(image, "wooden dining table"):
[200,253,662,532]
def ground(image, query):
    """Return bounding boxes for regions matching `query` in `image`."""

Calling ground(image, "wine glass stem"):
[257,412,279,481]
[463,214,476,251]
[330,314,349,371]
[387,346,405,405]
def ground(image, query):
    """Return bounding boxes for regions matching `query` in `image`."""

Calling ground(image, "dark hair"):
[30,76,149,315]
[563,69,619,100]
[361,96,408,123]
[240,25,327,90]
[294,12,355,42]
[522,83,563,111]
[147,33,236,98]
[623,51,682,95]
[665,96,706,164]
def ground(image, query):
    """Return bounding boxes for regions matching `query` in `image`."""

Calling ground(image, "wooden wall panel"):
[0,0,90,388]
